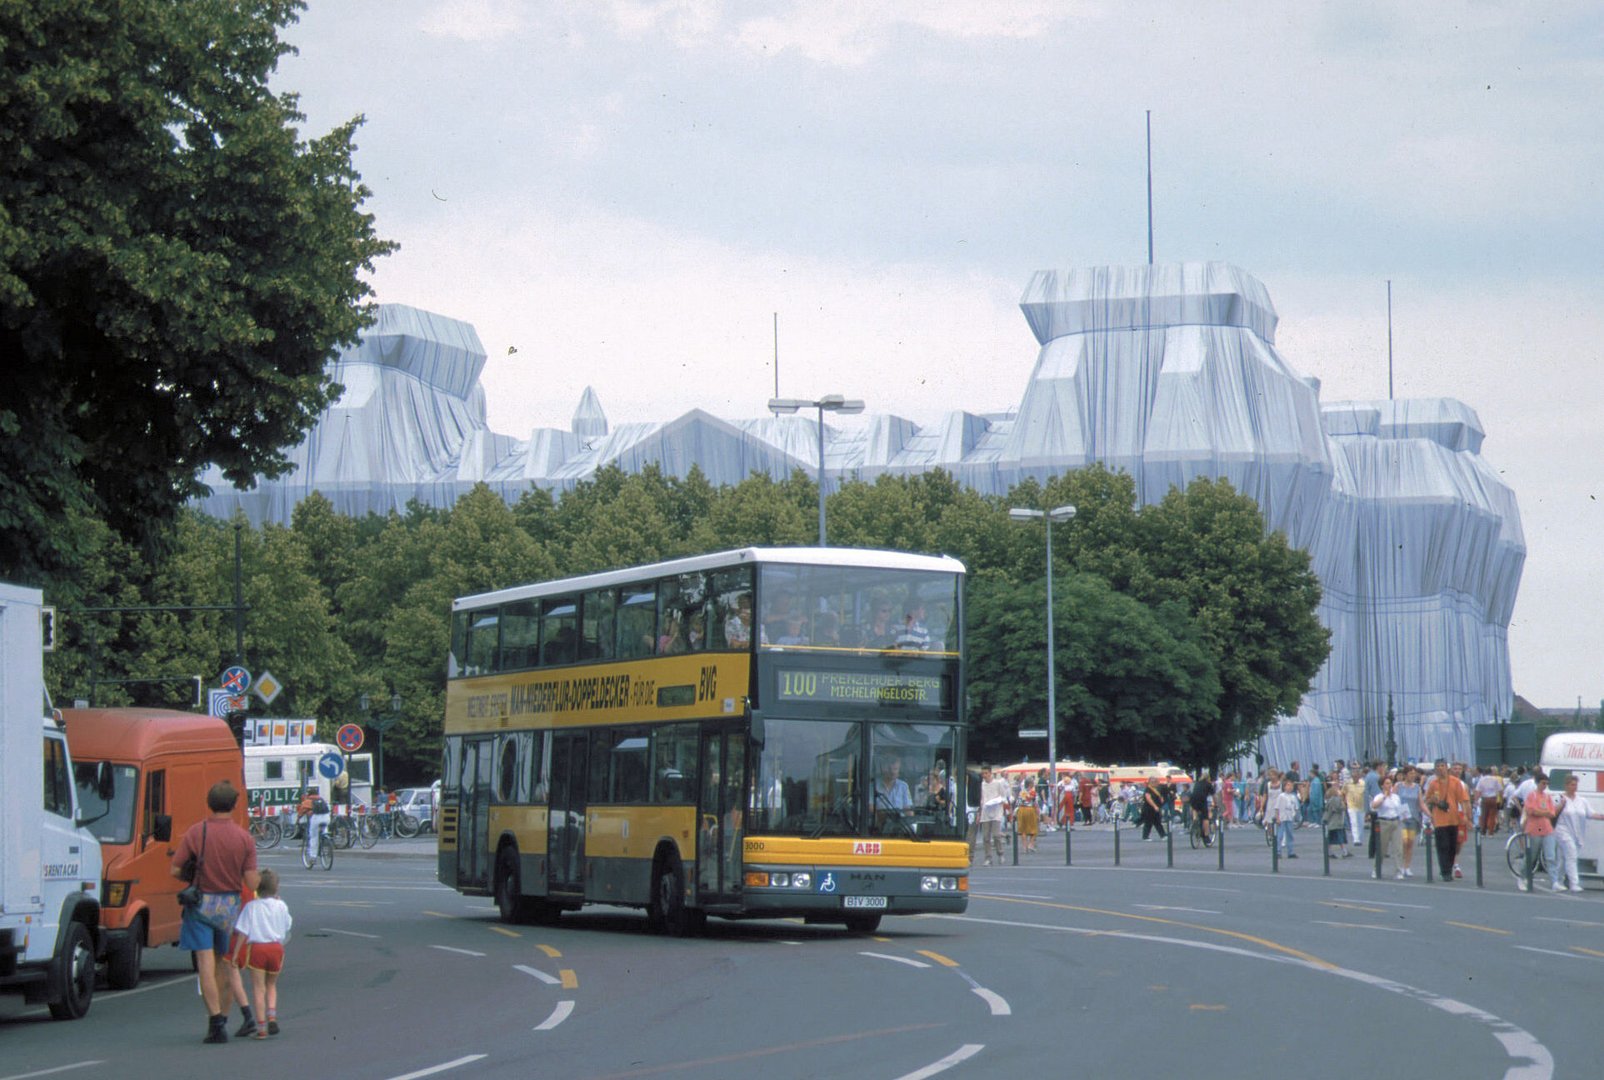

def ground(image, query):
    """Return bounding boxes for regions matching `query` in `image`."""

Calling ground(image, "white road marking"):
[534,1000,575,1030]
[971,987,1011,1016]
[860,951,930,969]
[975,892,1053,899]
[1332,897,1432,909]
[428,945,486,957]
[1516,945,1604,962]
[1313,921,1408,932]
[1135,904,1222,915]
[98,975,190,1000]
[894,1043,986,1080]
[384,1054,488,1079]
[1534,915,1604,928]
[515,963,560,985]
[932,913,1553,1078]
[0,1063,107,1080]
[1151,883,1240,893]
[319,926,381,939]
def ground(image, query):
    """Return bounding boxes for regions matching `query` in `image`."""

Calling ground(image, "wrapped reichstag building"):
[196,263,1524,767]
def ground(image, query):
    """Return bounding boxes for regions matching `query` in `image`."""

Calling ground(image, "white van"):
[1539,732,1604,879]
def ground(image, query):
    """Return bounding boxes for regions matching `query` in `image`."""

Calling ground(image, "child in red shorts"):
[229,868,292,1038]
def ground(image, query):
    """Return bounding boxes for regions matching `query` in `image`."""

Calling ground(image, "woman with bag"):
[170,780,260,1044]
[1517,771,1559,893]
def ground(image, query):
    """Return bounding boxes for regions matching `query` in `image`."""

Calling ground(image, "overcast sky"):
[276,1,1604,708]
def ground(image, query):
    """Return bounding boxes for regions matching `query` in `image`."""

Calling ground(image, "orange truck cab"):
[61,708,246,989]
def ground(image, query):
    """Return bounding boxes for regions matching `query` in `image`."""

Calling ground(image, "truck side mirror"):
[152,814,173,843]
[96,761,115,800]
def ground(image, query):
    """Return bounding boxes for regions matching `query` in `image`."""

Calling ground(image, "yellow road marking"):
[310,901,374,908]
[559,968,578,989]
[487,926,521,938]
[1571,945,1604,959]
[1324,901,1386,914]
[1148,984,1168,991]
[423,910,454,918]
[872,936,892,943]
[976,895,1336,970]
[1445,921,1510,936]
[917,950,960,968]
[538,944,561,958]
[1190,1004,1227,1011]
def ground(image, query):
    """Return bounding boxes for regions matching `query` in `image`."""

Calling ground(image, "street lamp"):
[768,393,865,545]
[1009,504,1077,824]
[360,691,403,794]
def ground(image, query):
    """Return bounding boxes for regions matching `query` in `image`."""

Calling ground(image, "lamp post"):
[768,393,865,545]
[360,691,403,794]
[1009,504,1077,824]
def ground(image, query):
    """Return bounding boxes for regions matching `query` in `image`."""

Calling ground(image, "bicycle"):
[1186,806,1213,849]
[329,814,356,850]
[300,817,334,871]
[249,796,282,850]
[1505,831,1547,881]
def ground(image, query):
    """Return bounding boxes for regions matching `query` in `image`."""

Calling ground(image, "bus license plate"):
[843,896,887,909]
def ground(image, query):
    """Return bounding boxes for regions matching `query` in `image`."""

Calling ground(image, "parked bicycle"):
[250,794,283,850]
[1505,831,1547,881]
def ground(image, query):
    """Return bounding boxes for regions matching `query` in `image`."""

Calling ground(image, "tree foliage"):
[0,0,394,579]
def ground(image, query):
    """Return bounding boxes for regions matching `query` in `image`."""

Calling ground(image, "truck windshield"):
[72,762,139,844]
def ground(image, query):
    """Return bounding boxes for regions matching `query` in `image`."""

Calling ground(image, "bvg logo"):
[852,841,881,855]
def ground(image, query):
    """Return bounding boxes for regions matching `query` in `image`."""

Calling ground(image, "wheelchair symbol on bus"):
[818,872,837,894]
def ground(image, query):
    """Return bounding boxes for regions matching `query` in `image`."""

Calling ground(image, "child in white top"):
[228,868,292,1039]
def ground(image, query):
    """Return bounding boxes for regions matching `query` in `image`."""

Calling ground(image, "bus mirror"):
[750,716,765,748]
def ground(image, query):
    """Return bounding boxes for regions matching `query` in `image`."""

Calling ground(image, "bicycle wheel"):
[329,816,353,850]
[318,834,334,871]
[395,812,421,839]
[359,814,380,849]
[1505,832,1528,879]
[260,817,283,850]
[300,834,315,869]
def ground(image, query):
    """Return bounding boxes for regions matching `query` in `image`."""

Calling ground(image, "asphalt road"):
[3,824,1597,1080]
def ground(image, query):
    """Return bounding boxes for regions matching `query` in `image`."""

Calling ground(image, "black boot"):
[204,1013,228,1044]
[236,1005,257,1038]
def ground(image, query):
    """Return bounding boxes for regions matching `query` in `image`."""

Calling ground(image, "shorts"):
[180,892,242,954]
[229,933,285,974]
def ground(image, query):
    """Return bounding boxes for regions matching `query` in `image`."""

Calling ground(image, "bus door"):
[455,736,495,890]
[697,726,746,904]
[548,731,588,895]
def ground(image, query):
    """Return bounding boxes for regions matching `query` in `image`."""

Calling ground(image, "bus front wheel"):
[496,847,538,925]
[651,857,701,937]
[843,912,882,934]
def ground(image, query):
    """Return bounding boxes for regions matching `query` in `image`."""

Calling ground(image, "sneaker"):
[267,1020,281,1035]
[1553,883,1566,893]
[252,1030,269,1040]
[1395,871,1405,879]
[1453,865,1463,879]
[204,1016,228,1045]
[1571,887,1585,894]
[236,1018,258,1039]
[1517,879,1529,891]
[1404,868,1413,877]
[1371,870,1378,878]
[1286,853,1298,859]
[983,860,992,866]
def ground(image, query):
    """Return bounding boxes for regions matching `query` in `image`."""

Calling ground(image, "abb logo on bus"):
[853,841,882,856]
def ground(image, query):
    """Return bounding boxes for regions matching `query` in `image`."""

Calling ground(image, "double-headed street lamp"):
[360,691,403,794]
[1008,504,1077,823]
[768,394,865,546]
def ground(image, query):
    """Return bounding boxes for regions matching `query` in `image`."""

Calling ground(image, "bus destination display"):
[775,669,948,709]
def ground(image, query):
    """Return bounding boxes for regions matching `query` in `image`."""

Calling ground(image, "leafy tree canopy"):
[0,0,394,579]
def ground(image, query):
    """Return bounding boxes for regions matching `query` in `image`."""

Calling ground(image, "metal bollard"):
[1323,822,1331,877]
[1475,830,1484,888]
[1374,828,1384,881]
[1217,814,1225,870]
[1065,820,1072,866]
[1166,823,1174,868]
[1272,826,1280,873]
[1012,824,1019,866]
[1426,828,1434,882]
[1114,815,1121,866]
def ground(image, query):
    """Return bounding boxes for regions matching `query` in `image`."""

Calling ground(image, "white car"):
[395,788,436,834]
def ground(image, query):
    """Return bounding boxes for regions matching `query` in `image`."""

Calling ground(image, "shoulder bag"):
[176,822,207,908]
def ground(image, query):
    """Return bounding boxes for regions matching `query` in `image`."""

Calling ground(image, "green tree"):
[0,0,395,579]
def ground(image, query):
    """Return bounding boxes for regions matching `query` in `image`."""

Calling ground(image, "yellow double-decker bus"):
[439,547,969,934]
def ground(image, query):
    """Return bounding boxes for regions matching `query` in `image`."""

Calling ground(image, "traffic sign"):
[1018,728,1048,739]
[317,752,344,780]
[336,723,365,753]
[221,665,252,694]
[207,689,248,719]
[254,670,283,706]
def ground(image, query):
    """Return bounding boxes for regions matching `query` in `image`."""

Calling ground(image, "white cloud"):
[417,0,527,43]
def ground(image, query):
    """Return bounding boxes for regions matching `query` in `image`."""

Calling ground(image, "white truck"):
[0,582,104,1019]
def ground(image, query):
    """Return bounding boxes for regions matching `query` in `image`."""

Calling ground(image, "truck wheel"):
[48,921,95,1020]
[106,918,144,990]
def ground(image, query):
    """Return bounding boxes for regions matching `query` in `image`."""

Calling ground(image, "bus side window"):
[618,588,656,659]
[582,589,616,661]
[500,600,538,671]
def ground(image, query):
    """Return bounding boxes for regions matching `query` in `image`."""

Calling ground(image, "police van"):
[245,742,374,833]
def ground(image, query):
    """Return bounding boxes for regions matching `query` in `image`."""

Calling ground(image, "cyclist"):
[1188,771,1215,847]
[295,786,331,860]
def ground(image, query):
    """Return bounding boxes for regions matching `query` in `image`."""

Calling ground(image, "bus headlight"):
[920,875,941,892]
[770,872,790,887]
[940,877,960,891]
[790,872,811,889]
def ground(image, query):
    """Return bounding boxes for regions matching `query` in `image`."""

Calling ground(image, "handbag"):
[176,822,207,908]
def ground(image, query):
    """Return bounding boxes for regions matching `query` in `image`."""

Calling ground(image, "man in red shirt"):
[171,780,260,1043]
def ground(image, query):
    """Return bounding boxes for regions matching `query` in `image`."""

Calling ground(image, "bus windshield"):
[750,718,961,840]
[757,564,959,654]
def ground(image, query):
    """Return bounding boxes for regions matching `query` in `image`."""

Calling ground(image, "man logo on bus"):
[818,872,837,894]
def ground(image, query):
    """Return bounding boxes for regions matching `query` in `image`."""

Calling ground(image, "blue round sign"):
[317,752,344,780]
[221,665,252,694]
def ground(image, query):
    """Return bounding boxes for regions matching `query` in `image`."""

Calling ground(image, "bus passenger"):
[685,612,706,650]
[812,611,840,647]
[724,594,753,648]
[774,612,809,646]
[762,590,796,643]
[861,599,898,648]
[895,603,930,650]
[657,613,686,654]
